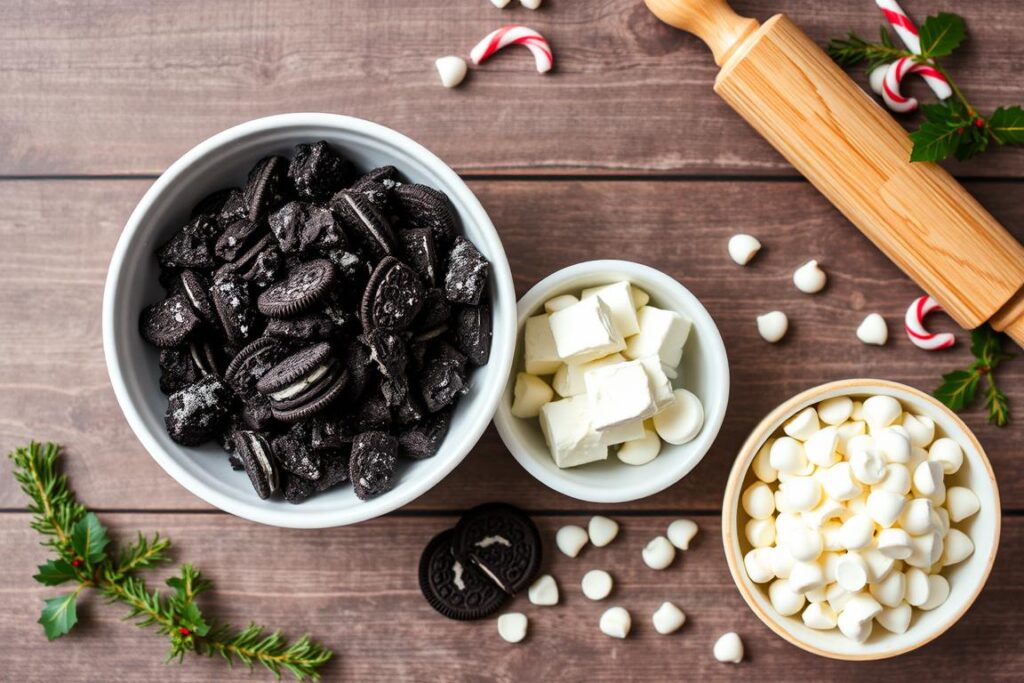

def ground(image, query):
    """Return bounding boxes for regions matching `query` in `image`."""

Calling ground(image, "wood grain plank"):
[0,0,1021,177]
[0,179,1021,511]
[0,513,1021,681]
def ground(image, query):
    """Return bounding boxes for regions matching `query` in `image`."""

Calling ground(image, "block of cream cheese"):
[584,359,657,431]
[552,353,625,397]
[637,355,675,411]
[624,306,692,368]
[524,314,561,375]
[549,296,626,365]
[539,395,608,468]
[580,281,641,337]
[598,419,646,446]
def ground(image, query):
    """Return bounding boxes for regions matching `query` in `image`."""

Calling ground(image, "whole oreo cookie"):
[418,529,507,621]
[332,190,395,260]
[224,337,290,400]
[256,342,348,422]
[454,503,542,595]
[140,294,200,348]
[232,430,280,499]
[361,257,425,332]
[393,184,456,246]
[257,259,335,318]
[349,431,398,500]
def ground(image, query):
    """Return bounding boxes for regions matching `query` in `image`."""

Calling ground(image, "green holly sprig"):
[828,12,1024,162]
[11,442,333,680]
[933,325,1013,426]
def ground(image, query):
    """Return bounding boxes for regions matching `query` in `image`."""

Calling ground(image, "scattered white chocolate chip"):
[667,519,699,550]
[652,601,686,634]
[757,311,788,343]
[793,259,827,294]
[856,313,888,345]
[728,233,762,265]
[497,612,528,643]
[642,536,676,570]
[588,516,619,547]
[520,0,542,8]
[528,574,559,606]
[435,56,468,88]
[599,606,631,638]
[946,486,980,522]
[511,373,554,418]
[490,0,512,7]
[544,294,579,314]
[652,388,704,445]
[581,569,613,600]
[713,632,744,663]
[555,525,588,557]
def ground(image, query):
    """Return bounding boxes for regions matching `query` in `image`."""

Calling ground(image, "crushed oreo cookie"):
[138,141,492,503]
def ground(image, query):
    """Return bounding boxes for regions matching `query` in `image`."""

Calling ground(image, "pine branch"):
[9,442,334,680]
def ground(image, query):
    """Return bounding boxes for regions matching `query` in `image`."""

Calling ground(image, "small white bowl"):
[723,379,1001,660]
[102,114,516,528]
[493,260,729,503]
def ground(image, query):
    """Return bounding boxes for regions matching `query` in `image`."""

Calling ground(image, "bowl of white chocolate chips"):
[723,379,1000,660]
[493,260,729,503]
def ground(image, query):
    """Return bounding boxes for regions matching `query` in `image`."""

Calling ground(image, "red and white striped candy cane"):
[881,56,952,113]
[905,295,956,350]
[874,0,950,100]
[470,25,553,74]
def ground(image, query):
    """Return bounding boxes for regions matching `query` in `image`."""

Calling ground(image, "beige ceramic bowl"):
[722,379,1000,660]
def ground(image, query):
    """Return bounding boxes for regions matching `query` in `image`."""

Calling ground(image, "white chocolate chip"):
[904,567,930,606]
[856,313,888,345]
[780,477,821,513]
[793,259,827,294]
[544,294,578,314]
[490,0,512,7]
[642,536,676,570]
[875,427,911,464]
[869,568,906,607]
[435,56,468,88]
[928,437,964,474]
[876,602,912,634]
[769,437,808,474]
[836,513,875,551]
[946,486,980,522]
[667,519,699,550]
[528,574,559,606]
[588,516,619,547]
[912,460,945,503]
[497,612,528,643]
[728,233,762,265]
[835,552,870,592]
[848,436,886,485]
[862,396,902,431]
[520,0,542,9]
[902,413,935,448]
[818,396,854,426]
[803,602,838,630]
[876,463,911,496]
[652,601,686,634]
[652,388,704,445]
[876,527,913,560]
[805,427,840,467]
[713,632,744,663]
[784,407,820,441]
[581,569,613,600]
[900,498,934,534]
[555,525,588,558]
[617,427,662,465]
[861,547,895,583]
[769,546,796,579]
[744,548,775,584]
[919,574,950,611]
[942,528,974,566]
[757,311,789,343]
[769,579,806,616]
[821,462,862,501]
[741,482,776,519]
[599,606,631,638]
[752,439,778,483]
[510,373,554,418]
[866,489,906,528]
[788,560,826,594]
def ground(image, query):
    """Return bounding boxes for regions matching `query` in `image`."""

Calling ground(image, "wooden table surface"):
[1,1,1022,680]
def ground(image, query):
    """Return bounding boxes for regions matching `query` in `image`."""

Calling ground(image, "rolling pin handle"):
[990,288,1024,348]
[644,0,760,66]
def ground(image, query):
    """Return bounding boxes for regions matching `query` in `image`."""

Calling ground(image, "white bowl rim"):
[102,113,516,528]
[493,259,730,503]
[722,378,1002,660]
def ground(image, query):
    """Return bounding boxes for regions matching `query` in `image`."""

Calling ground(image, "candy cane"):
[470,25,553,74]
[905,295,956,350]
[874,0,950,100]
[881,56,952,113]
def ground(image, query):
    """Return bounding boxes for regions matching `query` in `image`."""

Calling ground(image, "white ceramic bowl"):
[103,114,516,528]
[723,379,1001,660]
[493,260,729,503]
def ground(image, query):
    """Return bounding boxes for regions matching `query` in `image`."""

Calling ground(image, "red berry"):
[956,127,964,135]
[974,117,985,128]
[179,627,190,636]
[71,558,81,567]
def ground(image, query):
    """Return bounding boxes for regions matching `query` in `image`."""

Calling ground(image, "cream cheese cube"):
[637,355,675,411]
[584,359,656,431]
[549,296,626,364]
[598,419,646,446]
[624,306,692,368]
[524,314,561,375]
[552,353,625,397]
[539,395,608,468]
[580,281,641,337]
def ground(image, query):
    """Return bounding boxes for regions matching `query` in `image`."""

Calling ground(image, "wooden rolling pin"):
[645,0,1024,347]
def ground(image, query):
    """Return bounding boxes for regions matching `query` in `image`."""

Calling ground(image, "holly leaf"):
[988,106,1024,145]
[918,13,967,58]
[39,593,79,640]
[954,124,990,161]
[70,512,110,567]
[34,559,78,586]
[910,121,962,162]
[933,369,980,411]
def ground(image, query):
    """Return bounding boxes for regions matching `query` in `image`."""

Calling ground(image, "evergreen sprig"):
[10,442,333,680]
[933,325,1013,426]
[827,12,1024,163]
